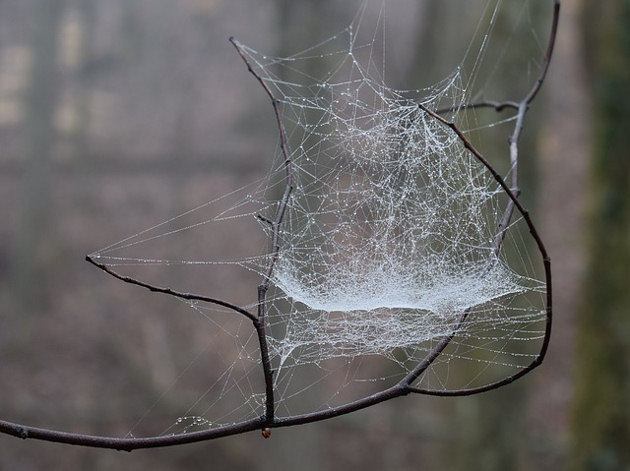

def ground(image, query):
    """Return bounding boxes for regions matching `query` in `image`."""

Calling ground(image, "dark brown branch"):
[256,284,275,424]
[0,417,265,451]
[85,255,257,322]
[523,0,560,107]
[436,100,519,115]
[415,103,552,393]
[229,37,294,290]
[229,36,297,425]
[402,310,471,387]
[498,0,560,247]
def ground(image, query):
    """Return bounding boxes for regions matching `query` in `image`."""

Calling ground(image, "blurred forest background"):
[0,0,628,470]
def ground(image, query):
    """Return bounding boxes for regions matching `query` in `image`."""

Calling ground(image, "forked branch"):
[0,0,558,450]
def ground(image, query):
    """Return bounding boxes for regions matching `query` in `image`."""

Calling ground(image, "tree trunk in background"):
[70,0,96,161]
[527,0,591,469]
[570,1,630,469]
[11,0,63,316]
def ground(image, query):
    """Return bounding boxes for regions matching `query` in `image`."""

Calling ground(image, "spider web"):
[90,0,550,434]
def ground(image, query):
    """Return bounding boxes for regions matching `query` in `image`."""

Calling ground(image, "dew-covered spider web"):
[89,0,551,435]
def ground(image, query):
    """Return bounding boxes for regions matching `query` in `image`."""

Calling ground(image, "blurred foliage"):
[571,1,630,470]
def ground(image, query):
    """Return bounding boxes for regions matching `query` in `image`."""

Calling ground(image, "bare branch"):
[0,417,264,451]
[0,0,559,450]
[85,255,257,322]
[437,100,519,115]
[229,35,295,425]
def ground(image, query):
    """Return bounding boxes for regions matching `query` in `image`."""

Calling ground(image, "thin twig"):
[436,99,519,115]
[229,37,294,290]
[0,417,265,451]
[85,255,257,322]
[229,36,294,425]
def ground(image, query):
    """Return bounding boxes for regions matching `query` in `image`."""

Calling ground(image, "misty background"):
[1,0,628,470]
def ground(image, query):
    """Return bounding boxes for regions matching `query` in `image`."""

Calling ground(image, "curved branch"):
[229,36,297,425]
[406,0,559,392]
[0,417,264,451]
[85,255,257,322]
[229,37,294,290]
[524,0,560,106]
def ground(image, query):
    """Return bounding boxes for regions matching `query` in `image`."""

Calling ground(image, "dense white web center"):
[236,34,543,366]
